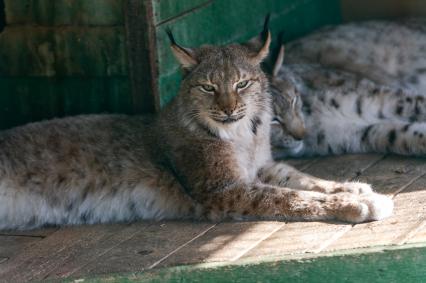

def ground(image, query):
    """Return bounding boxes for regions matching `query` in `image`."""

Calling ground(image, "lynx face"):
[167,29,271,138]
[270,82,305,157]
[184,46,268,127]
[268,46,306,156]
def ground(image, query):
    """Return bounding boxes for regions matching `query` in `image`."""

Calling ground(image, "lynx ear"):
[272,45,285,77]
[166,28,198,70]
[248,14,272,65]
[251,30,271,64]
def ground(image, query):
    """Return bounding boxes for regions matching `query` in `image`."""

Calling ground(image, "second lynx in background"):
[270,19,426,158]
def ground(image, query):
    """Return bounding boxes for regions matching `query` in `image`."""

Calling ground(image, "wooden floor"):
[1,154,425,282]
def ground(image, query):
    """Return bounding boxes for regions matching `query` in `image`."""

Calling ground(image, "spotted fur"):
[270,20,426,158]
[0,24,392,230]
[286,19,426,93]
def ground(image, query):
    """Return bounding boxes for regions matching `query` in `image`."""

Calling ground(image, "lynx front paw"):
[360,193,394,221]
[333,193,393,223]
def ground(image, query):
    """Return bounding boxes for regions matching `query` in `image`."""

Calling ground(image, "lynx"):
[270,20,426,158]
[0,23,392,230]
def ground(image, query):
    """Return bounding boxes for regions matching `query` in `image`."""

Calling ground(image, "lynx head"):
[269,45,306,156]
[166,20,271,139]
[270,45,306,138]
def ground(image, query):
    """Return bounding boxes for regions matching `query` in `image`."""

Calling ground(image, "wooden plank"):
[0,228,58,269]
[154,0,341,107]
[0,27,128,76]
[401,173,426,245]
[349,155,426,195]
[0,224,141,282]
[69,222,215,278]
[324,175,426,251]
[0,235,43,266]
[241,222,351,260]
[45,222,158,279]
[90,244,426,283]
[0,228,59,266]
[302,154,384,181]
[156,222,284,269]
[5,0,124,26]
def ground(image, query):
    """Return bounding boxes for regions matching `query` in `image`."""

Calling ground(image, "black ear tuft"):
[165,27,176,45]
[262,13,271,41]
[278,30,285,45]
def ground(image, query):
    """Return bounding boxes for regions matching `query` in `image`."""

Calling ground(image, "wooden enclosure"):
[0,1,425,282]
[0,0,340,129]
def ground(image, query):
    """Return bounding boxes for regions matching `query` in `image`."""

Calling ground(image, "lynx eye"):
[236,80,250,89]
[271,117,281,125]
[200,84,215,93]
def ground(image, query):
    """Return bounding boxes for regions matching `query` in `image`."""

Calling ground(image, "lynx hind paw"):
[335,182,373,195]
[336,193,394,223]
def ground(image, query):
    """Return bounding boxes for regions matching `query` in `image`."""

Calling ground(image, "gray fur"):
[271,19,426,158]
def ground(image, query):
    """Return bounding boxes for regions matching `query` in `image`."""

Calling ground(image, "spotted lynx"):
[286,19,426,92]
[270,20,426,158]
[0,22,393,230]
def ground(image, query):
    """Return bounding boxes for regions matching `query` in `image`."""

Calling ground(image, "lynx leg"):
[201,184,392,223]
[258,162,373,194]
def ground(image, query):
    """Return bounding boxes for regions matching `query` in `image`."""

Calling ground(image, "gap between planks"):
[53,226,147,278]
[230,223,286,262]
[148,224,217,269]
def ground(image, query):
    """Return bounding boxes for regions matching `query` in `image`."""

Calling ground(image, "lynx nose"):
[223,108,234,116]
[290,127,306,140]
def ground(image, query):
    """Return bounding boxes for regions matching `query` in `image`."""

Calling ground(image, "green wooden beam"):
[4,0,124,26]
[0,26,128,76]
[0,77,132,129]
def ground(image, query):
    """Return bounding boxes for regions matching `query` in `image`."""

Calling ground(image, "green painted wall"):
[0,0,132,129]
[0,0,341,129]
